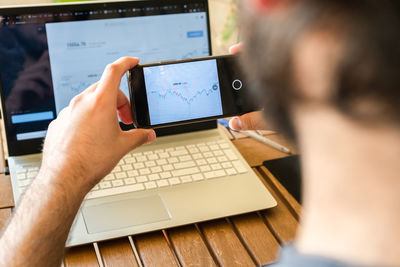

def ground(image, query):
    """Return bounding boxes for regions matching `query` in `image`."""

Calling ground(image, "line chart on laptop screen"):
[46,13,209,114]
[144,59,223,125]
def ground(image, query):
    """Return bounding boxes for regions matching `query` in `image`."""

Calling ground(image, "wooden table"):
[0,127,300,267]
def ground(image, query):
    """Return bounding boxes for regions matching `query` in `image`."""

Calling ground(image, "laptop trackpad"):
[82,195,171,234]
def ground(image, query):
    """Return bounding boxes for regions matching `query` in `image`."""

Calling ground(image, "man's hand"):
[228,43,269,131]
[41,57,156,194]
[229,112,269,131]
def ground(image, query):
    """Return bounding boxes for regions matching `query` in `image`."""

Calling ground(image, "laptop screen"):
[0,0,211,156]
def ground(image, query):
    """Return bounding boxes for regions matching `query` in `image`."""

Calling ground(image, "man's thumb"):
[122,129,156,151]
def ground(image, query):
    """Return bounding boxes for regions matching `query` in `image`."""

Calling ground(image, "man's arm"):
[0,57,156,267]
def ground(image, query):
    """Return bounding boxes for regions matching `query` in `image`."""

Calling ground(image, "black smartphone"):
[127,54,259,128]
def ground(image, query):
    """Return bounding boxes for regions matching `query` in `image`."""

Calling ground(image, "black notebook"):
[263,155,302,204]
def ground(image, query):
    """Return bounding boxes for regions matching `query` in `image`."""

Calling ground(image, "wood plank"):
[98,238,139,267]
[259,166,301,219]
[134,231,179,267]
[0,208,11,230]
[0,174,14,209]
[168,225,216,267]
[64,245,99,267]
[200,219,255,266]
[233,134,296,167]
[254,169,299,244]
[230,213,280,266]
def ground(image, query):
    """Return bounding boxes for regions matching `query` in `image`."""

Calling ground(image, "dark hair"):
[240,0,400,141]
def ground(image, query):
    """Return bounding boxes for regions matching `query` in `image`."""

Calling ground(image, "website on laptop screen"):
[0,1,210,155]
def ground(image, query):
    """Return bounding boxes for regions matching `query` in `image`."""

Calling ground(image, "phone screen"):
[129,55,259,128]
[143,59,223,125]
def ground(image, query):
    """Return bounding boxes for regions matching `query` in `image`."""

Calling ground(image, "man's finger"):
[117,88,133,124]
[96,57,139,98]
[229,43,242,54]
[229,111,269,131]
[121,129,156,152]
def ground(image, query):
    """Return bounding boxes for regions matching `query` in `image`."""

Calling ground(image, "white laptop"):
[0,0,276,247]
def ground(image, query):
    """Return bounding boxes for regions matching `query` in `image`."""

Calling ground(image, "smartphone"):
[127,54,259,128]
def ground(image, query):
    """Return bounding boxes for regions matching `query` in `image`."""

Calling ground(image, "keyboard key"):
[144,151,153,155]
[159,152,169,158]
[16,170,27,175]
[207,141,217,145]
[156,159,168,165]
[219,143,230,149]
[213,150,224,156]
[139,168,151,175]
[145,161,156,167]
[157,179,169,187]
[151,166,163,173]
[122,165,133,171]
[112,180,124,187]
[86,184,145,199]
[115,172,127,179]
[186,144,196,148]
[192,173,204,181]
[163,164,174,171]
[200,165,211,172]
[165,147,174,152]
[199,146,210,152]
[174,161,196,169]
[124,178,136,185]
[127,170,139,177]
[188,147,199,153]
[211,163,222,170]
[224,149,238,160]
[17,173,26,180]
[206,158,218,164]
[204,171,216,179]
[226,168,237,175]
[27,171,38,179]
[171,167,200,177]
[179,155,192,162]
[28,167,39,172]
[214,169,226,178]
[176,146,185,150]
[145,181,157,189]
[104,174,115,181]
[203,152,213,158]
[113,166,122,172]
[222,162,233,169]
[217,156,228,163]
[149,173,160,181]
[196,142,206,147]
[136,176,148,183]
[92,184,100,191]
[181,176,192,183]
[133,162,145,169]
[192,153,203,159]
[170,150,188,156]
[160,172,172,179]
[196,159,207,166]
[124,157,136,164]
[209,145,219,150]
[168,177,181,185]
[168,157,179,164]
[137,156,147,162]
[100,181,112,189]
[232,160,247,173]
[132,152,143,157]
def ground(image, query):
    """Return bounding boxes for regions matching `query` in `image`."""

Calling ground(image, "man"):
[1,0,400,266]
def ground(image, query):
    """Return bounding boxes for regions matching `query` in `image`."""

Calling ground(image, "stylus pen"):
[242,130,292,154]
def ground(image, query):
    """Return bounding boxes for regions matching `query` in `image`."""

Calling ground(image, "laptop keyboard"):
[15,139,248,199]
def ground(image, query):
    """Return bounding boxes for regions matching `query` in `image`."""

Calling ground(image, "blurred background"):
[0,0,239,55]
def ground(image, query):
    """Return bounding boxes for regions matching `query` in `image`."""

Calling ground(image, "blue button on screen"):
[187,31,204,38]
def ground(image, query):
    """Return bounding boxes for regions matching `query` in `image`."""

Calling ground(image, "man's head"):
[239,0,400,141]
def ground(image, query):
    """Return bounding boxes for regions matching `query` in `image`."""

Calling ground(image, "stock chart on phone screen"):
[144,59,223,125]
